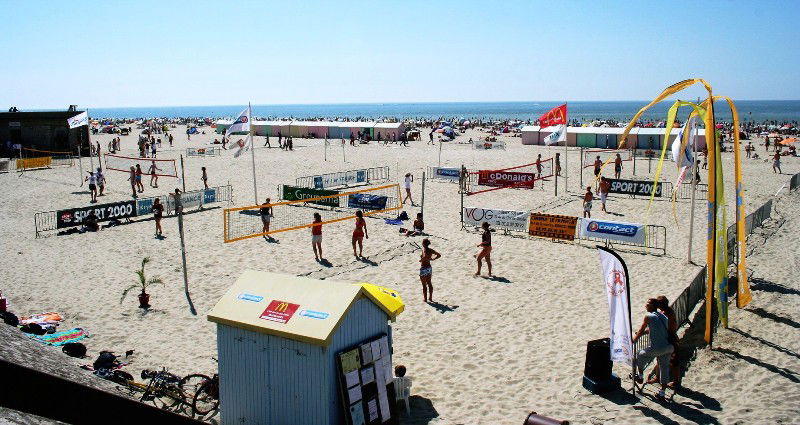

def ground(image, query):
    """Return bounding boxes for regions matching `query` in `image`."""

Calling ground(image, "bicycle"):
[191,373,219,416]
[119,368,211,414]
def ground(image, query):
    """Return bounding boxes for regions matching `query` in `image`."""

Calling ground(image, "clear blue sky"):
[2,0,798,108]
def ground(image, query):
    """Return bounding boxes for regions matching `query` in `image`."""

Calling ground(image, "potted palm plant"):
[121,257,164,309]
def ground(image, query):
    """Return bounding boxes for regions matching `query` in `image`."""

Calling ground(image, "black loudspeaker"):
[583,338,612,381]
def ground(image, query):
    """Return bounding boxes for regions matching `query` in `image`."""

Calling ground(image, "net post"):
[180,155,186,193]
[421,171,426,217]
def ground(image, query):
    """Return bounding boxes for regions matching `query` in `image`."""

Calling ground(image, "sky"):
[2,0,799,108]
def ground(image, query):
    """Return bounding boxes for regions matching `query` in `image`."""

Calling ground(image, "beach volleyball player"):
[475,222,492,277]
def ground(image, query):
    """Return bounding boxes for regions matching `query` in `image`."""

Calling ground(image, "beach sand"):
[1,125,798,424]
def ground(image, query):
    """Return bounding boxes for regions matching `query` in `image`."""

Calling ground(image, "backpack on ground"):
[62,342,87,358]
[93,351,118,370]
[20,323,45,335]
[0,311,19,327]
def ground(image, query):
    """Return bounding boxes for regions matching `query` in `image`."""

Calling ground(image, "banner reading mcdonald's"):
[528,213,578,241]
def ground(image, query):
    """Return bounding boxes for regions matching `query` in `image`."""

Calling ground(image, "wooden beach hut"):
[208,271,404,425]
[374,122,405,141]
[520,125,539,145]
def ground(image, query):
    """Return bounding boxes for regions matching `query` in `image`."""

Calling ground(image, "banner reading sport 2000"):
[608,178,664,197]
[463,207,529,232]
[580,219,645,245]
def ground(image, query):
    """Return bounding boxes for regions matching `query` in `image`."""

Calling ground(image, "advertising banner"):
[473,140,506,150]
[580,219,645,244]
[431,167,460,181]
[478,170,535,189]
[313,169,367,189]
[462,207,529,232]
[136,196,168,216]
[597,247,634,366]
[187,147,220,156]
[281,185,340,207]
[348,193,388,210]
[57,200,137,229]
[607,178,664,197]
[528,213,578,241]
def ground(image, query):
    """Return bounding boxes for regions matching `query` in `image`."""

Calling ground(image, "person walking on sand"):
[148,161,161,188]
[96,167,106,197]
[583,186,593,218]
[614,153,623,179]
[128,166,138,198]
[135,164,145,193]
[555,152,562,176]
[352,210,368,258]
[311,212,323,261]
[633,298,674,400]
[475,222,492,277]
[419,238,441,303]
[773,151,782,174]
[152,198,164,237]
[260,198,273,237]
[599,177,611,213]
[535,154,543,181]
[263,135,270,148]
[85,171,98,203]
[201,167,209,189]
[402,173,415,206]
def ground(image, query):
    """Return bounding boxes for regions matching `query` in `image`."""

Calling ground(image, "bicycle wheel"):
[192,379,220,416]
[179,374,211,400]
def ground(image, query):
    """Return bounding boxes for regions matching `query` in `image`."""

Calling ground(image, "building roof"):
[0,110,86,120]
[373,122,403,129]
[207,271,404,346]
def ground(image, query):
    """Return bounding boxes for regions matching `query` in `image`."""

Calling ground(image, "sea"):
[72,101,800,122]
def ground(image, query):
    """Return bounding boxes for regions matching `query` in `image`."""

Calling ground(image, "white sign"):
[67,112,88,129]
[431,167,460,181]
[473,139,506,150]
[463,207,529,232]
[598,247,633,366]
[543,124,567,146]
[580,219,645,245]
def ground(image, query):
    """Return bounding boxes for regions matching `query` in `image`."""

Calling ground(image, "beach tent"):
[208,270,403,425]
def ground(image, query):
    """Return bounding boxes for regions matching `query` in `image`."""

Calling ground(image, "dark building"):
[0,106,90,157]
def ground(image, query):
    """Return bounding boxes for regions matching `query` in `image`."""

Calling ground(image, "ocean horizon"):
[31,100,800,122]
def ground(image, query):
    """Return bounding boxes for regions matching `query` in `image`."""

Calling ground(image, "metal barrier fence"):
[575,218,667,256]
[33,185,233,237]
[791,172,800,191]
[294,166,390,189]
[669,182,708,200]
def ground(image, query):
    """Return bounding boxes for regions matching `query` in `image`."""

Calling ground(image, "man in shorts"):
[599,176,611,213]
[583,186,593,218]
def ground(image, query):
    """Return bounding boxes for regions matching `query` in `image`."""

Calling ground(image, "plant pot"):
[138,292,151,309]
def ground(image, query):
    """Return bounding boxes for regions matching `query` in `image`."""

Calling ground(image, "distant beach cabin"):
[207,271,404,425]
[373,122,405,141]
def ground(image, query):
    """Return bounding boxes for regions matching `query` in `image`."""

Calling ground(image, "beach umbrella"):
[780,137,797,145]
[781,124,792,129]
[715,123,724,129]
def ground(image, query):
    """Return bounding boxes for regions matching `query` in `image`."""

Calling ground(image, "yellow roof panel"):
[207,271,403,346]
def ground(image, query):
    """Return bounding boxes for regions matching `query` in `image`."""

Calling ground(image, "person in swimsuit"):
[260,198,273,237]
[404,213,424,236]
[201,167,209,189]
[773,151,782,174]
[583,186,593,218]
[311,212,323,261]
[128,166,138,198]
[352,210,368,258]
[475,221,492,277]
[148,161,161,188]
[85,171,98,203]
[135,164,144,193]
[419,238,441,302]
[614,154,623,179]
[402,173,414,205]
[593,156,602,177]
[152,198,164,237]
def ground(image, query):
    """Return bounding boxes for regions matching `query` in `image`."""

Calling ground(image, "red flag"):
[538,104,567,127]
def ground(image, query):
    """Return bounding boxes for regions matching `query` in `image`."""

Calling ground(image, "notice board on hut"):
[337,334,398,425]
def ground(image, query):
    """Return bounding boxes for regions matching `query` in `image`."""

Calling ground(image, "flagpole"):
[78,126,84,187]
[87,109,94,172]
[705,94,716,347]
[564,101,569,194]
[249,102,258,205]
[687,114,698,264]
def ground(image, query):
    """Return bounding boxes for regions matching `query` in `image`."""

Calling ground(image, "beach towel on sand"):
[32,328,90,346]
[19,312,64,327]
[384,219,403,226]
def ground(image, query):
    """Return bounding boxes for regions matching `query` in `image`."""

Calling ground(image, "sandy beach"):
[2,125,799,424]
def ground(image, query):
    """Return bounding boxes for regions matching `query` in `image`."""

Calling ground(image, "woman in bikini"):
[419,238,441,303]
[148,161,162,188]
[352,210,368,258]
[475,221,492,277]
[135,164,145,193]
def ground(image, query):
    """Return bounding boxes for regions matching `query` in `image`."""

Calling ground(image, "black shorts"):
[594,169,601,176]
[614,165,621,173]
[89,184,97,191]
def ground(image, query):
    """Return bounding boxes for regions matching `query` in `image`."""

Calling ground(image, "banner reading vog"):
[463,207,529,232]
[478,170,535,189]
[528,213,578,241]
[580,219,645,244]
[281,185,340,207]
[608,178,664,197]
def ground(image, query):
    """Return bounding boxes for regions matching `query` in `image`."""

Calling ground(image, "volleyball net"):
[104,154,178,177]
[464,158,554,195]
[223,183,402,243]
[582,149,633,169]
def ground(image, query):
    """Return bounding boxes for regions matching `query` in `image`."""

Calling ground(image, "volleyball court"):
[104,154,178,177]
[582,149,633,169]
[464,158,554,195]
